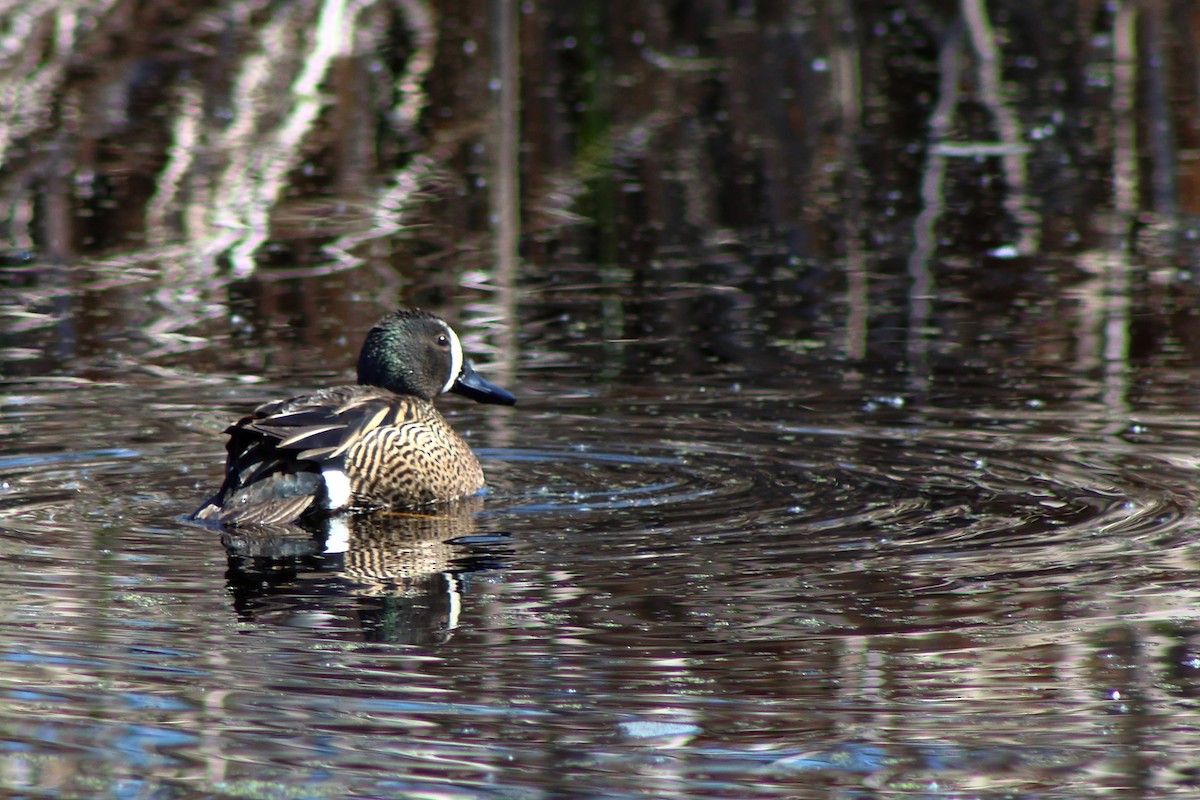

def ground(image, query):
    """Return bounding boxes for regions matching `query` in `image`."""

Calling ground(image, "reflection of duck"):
[337,504,483,593]
[223,501,509,645]
[194,309,515,526]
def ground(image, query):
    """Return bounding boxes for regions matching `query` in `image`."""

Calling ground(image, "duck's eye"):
[437,334,450,347]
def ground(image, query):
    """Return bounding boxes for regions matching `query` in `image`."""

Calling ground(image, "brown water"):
[7,1,1200,798]
[5,348,1200,798]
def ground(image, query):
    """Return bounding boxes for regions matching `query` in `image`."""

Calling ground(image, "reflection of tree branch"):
[391,0,438,134]
[962,0,1038,254]
[1100,3,1135,419]
[0,0,454,291]
[832,0,866,363]
[0,2,113,251]
[1142,1,1177,221]
[907,18,962,385]
[209,0,362,276]
[145,82,205,248]
[483,0,520,399]
[1112,2,1138,222]
[0,3,117,164]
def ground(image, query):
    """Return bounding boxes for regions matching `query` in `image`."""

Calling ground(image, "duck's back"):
[194,385,484,526]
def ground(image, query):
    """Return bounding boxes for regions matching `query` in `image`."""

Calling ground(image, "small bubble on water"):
[1026,398,1045,408]
[787,506,803,514]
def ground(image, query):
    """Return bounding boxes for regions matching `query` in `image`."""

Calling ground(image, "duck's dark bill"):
[452,361,516,405]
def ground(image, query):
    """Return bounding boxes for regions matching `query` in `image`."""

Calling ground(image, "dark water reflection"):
[7,0,1200,797]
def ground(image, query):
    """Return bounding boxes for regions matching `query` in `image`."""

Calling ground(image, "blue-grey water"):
[7,1,1200,797]
[4,353,1200,797]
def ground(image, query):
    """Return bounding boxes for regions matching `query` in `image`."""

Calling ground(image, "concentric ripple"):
[481,392,1198,587]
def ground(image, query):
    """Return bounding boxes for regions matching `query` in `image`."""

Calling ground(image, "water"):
[7,1,1200,797]
[4,351,1200,798]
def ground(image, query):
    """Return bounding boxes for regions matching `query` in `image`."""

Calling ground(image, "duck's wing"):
[193,386,405,527]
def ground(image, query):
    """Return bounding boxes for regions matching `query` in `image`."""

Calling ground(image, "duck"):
[193,308,515,527]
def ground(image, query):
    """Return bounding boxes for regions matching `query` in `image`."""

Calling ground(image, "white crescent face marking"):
[441,322,464,395]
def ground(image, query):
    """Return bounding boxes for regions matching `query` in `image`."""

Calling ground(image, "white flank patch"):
[441,323,464,394]
[321,467,352,510]
[323,518,350,555]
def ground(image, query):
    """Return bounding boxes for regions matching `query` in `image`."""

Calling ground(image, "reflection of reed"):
[0,0,445,277]
[962,0,1038,255]
[2,1,1197,379]
[1094,2,1136,422]
[906,17,962,390]
[208,0,363,275]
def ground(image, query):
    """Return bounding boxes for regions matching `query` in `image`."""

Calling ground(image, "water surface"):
[6,1,1200,798]
[4,352,1200,797]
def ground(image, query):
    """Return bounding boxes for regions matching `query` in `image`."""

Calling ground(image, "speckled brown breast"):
[343,400,485,508]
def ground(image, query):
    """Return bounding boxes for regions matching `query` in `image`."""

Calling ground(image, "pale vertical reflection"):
[5,196,32,253]
[491,0,520,288]
[1101,246,1133,420]
[1141,0,1177,220]
[832,0,866,363]
[1112,2,1139,222]
[907,20,963,386]
[0,4,58,162]
[837,636,887,744]
[145,82,204,246]
[1102,1,1137,420]
[460,0,518,407]
[1078,4,1137,418]
[486,0,520,386]
[0,1,120,211]
[961,0,1039,254]
[326,1,438,266]
[206,0,362,276]
[392,0,437,133]
[198,3,304,265]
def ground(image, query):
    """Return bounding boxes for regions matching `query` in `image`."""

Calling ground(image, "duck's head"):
[357,309,516,405]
